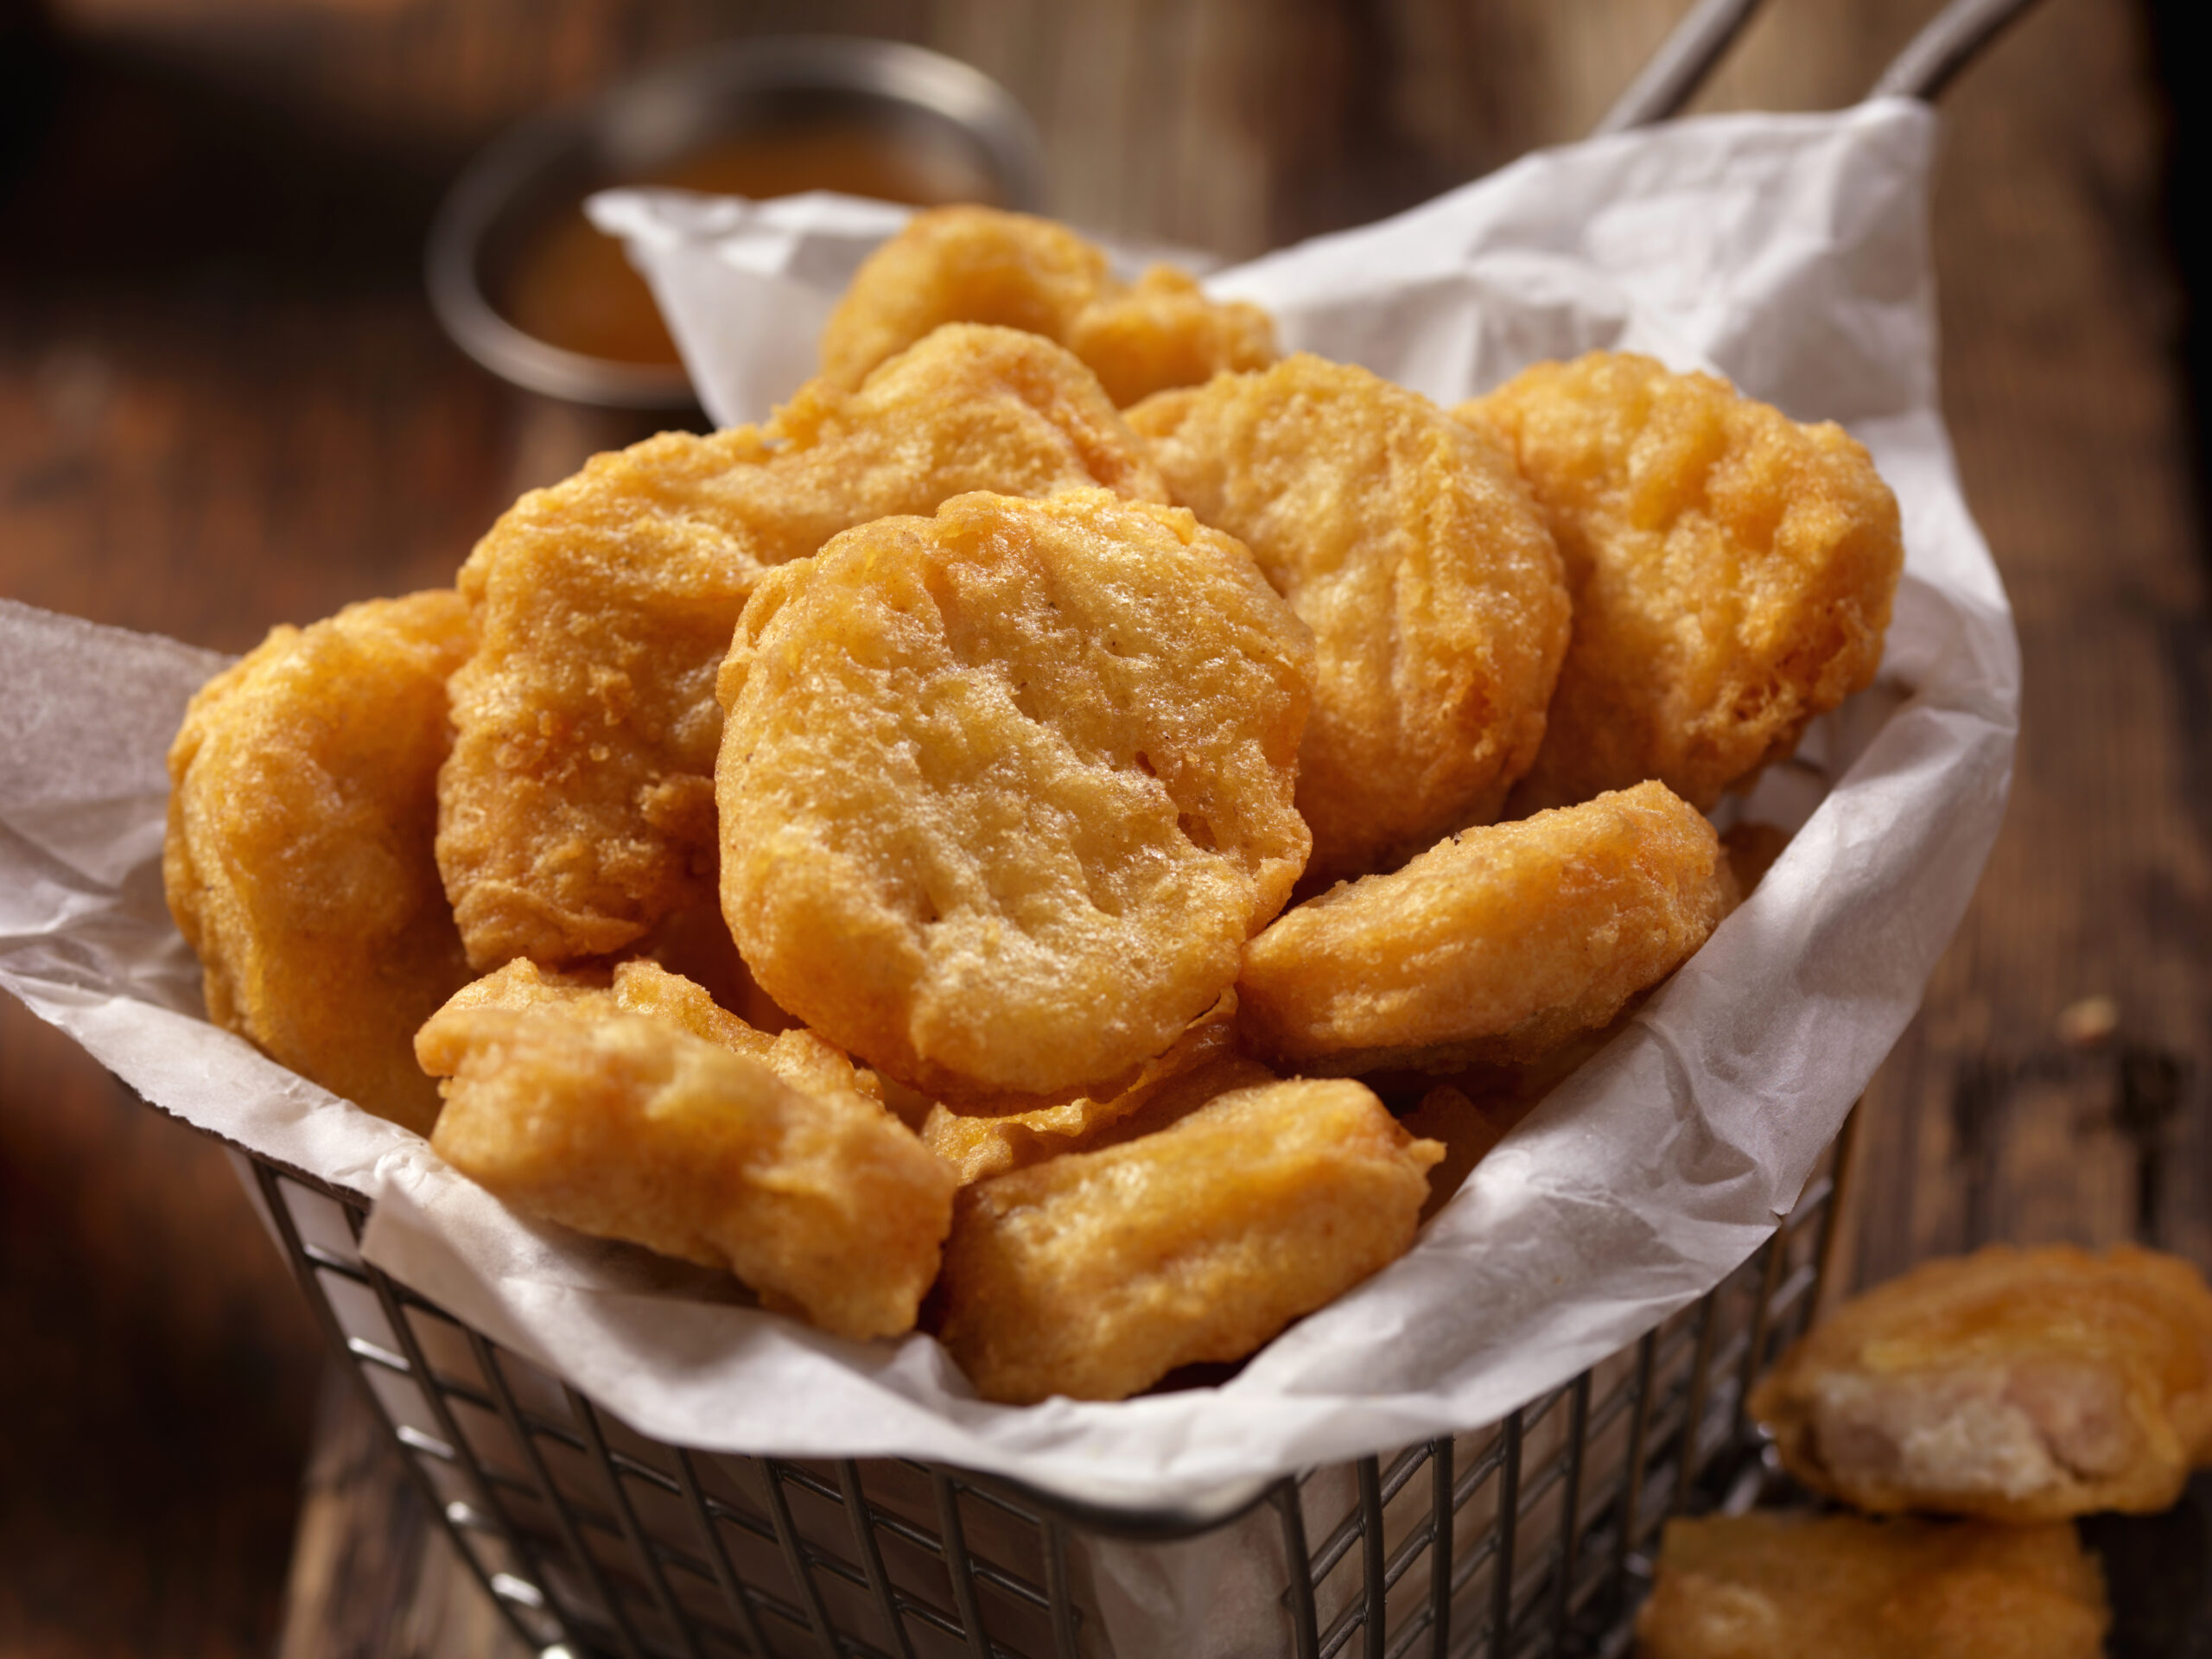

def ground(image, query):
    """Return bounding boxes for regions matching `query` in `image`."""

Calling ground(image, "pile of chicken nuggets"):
[164,205,1908,1406]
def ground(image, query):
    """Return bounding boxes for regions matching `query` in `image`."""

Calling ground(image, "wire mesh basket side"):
[246,1116,1851,1659]
[1274,1117,1850,1659]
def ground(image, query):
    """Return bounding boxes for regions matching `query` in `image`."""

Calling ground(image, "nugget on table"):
[416,959,955,1341]
[165,590,474,1135]
[938,1075,1441,1402]
[1636,1512,2107,1659]
[1751,1243,2212,1521]
[439,323,1167,972]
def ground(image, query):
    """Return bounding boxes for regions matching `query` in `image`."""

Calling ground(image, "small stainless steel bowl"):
[426,36,1046,408]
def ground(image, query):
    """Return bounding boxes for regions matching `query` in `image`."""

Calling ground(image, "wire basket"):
[230,1109,1854,1659]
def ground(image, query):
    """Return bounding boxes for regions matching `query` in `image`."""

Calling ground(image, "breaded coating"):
[1751,1243,2212,1521]
[416,960,954,1340]
[1459,352,1903,812]
[164,592,474,1135]
[1237,781,1735,1074]
[1141,360,1574,885]
[1636,1512,2107,1659]
[718,488,1314,1101]
[818,206,1275,405]
[1066,267,1280,409]
[919,993,1244,1185]
[1129,357,1569,880]
[938,1076,1441,1402]
[439,324,1167,971]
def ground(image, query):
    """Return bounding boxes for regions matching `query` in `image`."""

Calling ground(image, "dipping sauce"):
[499,124,1003,367]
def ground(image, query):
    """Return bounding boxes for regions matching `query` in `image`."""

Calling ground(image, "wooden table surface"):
[2,0,2205,1652]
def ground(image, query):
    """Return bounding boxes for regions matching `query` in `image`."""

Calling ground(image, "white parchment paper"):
[0,101,2015,1528]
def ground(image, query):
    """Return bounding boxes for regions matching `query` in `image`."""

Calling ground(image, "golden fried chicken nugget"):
[165,592,474,1135]
[1066,267,1280,409]
[439,324,1167,971]
[718,487,1314,1101]
[417,960,954,1340]
[1636,1513,2108,1659]
[1751,1243,2212,1522]
[818,206,1275,405]
[1237,781,1735,1074]
[1129,357,1569,880]
[1459,352,1903,812]
[918,993,1243,1185]
[938,1076,1441,1402]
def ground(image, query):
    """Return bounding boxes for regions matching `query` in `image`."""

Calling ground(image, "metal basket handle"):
[1596,0,2047,135]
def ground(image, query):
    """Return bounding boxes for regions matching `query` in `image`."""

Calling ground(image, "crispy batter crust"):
[918,993,1243,1185]
[938,1076,1441,1402]
[1459,351,1903,812]
[164,591,474,1134]
[717,487,1313,1100]
[1130,357,1569,879]
[1636,1513,2108,1659]
[1236,781,1734,1073]
[1751,1243,2212,1521]
[439,324,1167,971]
[417,960,953,1340]
[819,207,1275,405]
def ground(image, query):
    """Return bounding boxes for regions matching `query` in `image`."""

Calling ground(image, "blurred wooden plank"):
[1846,0,2212,1282]
[275,1369,531,1659]
[0,997,324,1657]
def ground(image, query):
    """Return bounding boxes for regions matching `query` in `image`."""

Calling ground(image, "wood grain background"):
[2,0,2205,1650]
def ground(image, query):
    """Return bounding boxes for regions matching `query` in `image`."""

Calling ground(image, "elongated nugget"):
[1636,1513,2107,1659]
[1751,1243,2212,1521]
[1460,352,1903,812]
[417,959,955,1340]
[1130,357,1569,879]
[819,206,1275,405]
[440,324,1166,971]
[938,1077,1441,1402]
[718,488,1313,1101]
[165,591,474,1135]
[1238,782,1734,1074]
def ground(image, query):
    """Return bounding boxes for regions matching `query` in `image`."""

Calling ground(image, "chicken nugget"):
[1129,357,1569,880]
[1636,1512,2108,1659]
[818,206,1275,405]
[1751,1243,2212,1521]
[417,959,953,1340]
[718,487,1313,1100]
[918,992,1244,1185]
[938,1075,1441,1402]
[439,323,1167,971]
[1459,351,1903,812]
[1236,781,1735,1074]
[165,591,474,1135]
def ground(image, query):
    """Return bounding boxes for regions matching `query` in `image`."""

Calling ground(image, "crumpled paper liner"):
[0,99,2014,1525]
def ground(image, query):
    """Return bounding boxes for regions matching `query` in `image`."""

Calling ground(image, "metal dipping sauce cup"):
[426,37,1046,408]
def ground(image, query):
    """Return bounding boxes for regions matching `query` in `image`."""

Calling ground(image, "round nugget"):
[819,206,1275,405]
[440,323,1168,972]
[165,591,475,1134]
[1460,351,1904,812]
[1128,356,1569,880]
[1236,780,1735,1073]
[1750,1244,2212,1522]
[717,488,1314,1100]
